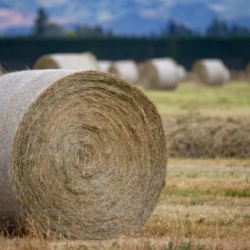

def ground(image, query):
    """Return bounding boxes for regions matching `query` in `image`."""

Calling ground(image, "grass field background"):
[1,81,250,249]
[146,81,250,117]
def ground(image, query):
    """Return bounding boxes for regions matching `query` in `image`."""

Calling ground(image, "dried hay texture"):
[108,60,139,84]
[166,113,250,158]
[33,52,98,70]
[138,58,179,90]
[177,65,187,81]
[0,69,167,239]
[192,59,230,86]
[97,60,112,72]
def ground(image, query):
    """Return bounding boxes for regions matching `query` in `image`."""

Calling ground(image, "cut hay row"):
[166,113,250,158]
[192,59,230,86]
[33,52,98,70]
[0,69,167,239]
[108,60,139,84]
[138,58,180,90]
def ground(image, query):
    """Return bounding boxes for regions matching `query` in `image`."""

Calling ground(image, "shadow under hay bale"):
[192,59,230,86]
[33,52,98,70]
[138,58,179,90]
[108,60,139,84]
[0,69,167,240]
[166,113,250,158]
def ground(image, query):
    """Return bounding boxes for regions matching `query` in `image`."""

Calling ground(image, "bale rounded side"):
[138,58,179,90]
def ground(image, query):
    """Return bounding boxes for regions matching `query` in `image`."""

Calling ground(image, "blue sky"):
[0,0,250,35]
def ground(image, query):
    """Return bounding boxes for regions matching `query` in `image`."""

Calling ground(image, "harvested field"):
[145,81,250,158]
[1,158,250,249]
[1,81,250,249]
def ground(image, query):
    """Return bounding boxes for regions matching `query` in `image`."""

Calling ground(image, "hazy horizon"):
[0,0,250,36]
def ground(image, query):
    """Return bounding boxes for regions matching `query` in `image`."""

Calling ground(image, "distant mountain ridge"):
[0,1,250,36]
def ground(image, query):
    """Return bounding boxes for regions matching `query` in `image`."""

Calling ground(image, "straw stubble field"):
[1,81,250,249]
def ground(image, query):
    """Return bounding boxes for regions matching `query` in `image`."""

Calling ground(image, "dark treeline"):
[161,18,250,37]
[1,36,250,71]
[33,7,250,38]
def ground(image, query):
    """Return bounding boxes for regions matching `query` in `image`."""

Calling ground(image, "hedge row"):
[0,36,250,71]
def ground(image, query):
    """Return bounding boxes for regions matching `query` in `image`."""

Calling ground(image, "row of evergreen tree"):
[160,19,250,36]
[34,7,250,37]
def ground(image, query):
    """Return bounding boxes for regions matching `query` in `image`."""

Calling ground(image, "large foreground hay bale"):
[138,58,179,90]
[167,113,250,158]
[0,70,167,239]
[97,60,112,72]
[109,60,139,84]
[192,59,230,86]
[33,52,98,70]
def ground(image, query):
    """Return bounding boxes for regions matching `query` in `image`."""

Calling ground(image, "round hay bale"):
[33,52,98,70]
[97,60,112,72]
[192,59,230,86]
[0,69,167,239]
[177,65,187,81]
[108,60,139,84]
[138,58,179,90]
